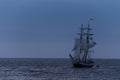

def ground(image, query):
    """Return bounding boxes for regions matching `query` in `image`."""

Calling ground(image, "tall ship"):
[69,23,96,68]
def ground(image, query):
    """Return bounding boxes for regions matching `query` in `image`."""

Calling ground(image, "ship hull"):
[69,54,94,68]
[73,63,94,68]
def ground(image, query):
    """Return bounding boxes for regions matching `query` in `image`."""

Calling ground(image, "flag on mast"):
[89,18,94,21]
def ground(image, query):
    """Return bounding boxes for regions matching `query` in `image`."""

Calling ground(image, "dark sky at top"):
[0,0,120,58]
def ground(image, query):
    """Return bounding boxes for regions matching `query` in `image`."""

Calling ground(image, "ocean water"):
[0,58,119,80]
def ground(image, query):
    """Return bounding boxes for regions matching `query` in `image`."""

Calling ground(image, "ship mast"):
[79,24,83,62]
[84,24,90,63]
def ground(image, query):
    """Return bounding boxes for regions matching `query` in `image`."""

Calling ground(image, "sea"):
[0,58,119,80]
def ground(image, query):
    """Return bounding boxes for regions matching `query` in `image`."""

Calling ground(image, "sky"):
[0,0,120,58]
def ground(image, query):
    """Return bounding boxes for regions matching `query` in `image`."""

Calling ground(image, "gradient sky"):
[0,0,120,58]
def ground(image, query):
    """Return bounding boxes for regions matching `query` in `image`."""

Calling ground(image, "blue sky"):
[0,0,120,58]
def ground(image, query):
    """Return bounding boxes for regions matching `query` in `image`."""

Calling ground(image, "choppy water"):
[0,58,119,80]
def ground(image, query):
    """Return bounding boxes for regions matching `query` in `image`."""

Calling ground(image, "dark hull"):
[73,63,94,68]
[69,54,94,68]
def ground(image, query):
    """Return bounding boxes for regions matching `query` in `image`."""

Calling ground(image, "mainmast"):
[84,24,91,63]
